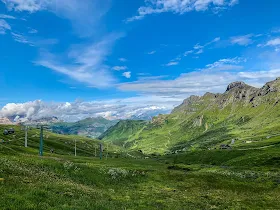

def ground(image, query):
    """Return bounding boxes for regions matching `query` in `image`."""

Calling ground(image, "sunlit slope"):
[0,125,121,157]
[102,78,280,154]
[99,120,147,146]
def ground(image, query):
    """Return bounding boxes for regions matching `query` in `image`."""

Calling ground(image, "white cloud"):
[211,37,221,43]
[36,33,124,88]
[1,0,44,12]
[122,71,131,79]
[184,50,193,56]
[165,61,179,66]
[127,0,238,22]
[0,14,16,19]
[28,28,38,34]
[11,32,34,46]
[194,43,204,50]
[119,58,127,62]
[10,32,58,47]
[118,57,278,97]
[0,19,11,34]
[231,34,254,46]
[238,69,280,80]
[204,57,246,71]
[0,97,176,122]
[168,37,220,64]
[266,38,280,46]
[112,66,128,71]
[147,50,156,55]
[195,49,204,54]
[1,0,111,37]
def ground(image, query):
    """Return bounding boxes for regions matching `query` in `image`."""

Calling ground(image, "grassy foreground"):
[1,142,280,209]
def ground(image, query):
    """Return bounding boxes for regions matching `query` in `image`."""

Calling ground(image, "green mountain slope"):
[0,124,121,157]
[50,117,117,138]
[104,78,280,154]
[99,120,148,146]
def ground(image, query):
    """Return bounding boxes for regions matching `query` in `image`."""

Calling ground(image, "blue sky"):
[0,0,280,121]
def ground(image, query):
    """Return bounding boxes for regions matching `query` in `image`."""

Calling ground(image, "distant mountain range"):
[0,116,61,125]
[0,112,165,139]
[50,117,118,138]
[0,117,14,125]
[99,78,280,154]
[0,116,118,139]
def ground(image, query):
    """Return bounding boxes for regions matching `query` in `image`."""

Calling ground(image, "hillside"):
[1,124,280,209]
[50,117,118,138]
[0,124,121,157]
[1,86,280,209]
[104,78,280,154]
[99,120,148,146]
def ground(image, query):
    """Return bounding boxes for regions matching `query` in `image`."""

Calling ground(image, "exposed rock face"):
[172,95,201,113]
[0,117,13,125]
[173,78,280,114]
[182,95,200,105]
[259,79,280,96]
[226,81,247,91]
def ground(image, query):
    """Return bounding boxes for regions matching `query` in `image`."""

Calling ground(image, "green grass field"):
[1,125,280,209]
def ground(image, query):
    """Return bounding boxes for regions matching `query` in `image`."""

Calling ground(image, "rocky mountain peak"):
[226,81,247,91]
[0,117,14,125]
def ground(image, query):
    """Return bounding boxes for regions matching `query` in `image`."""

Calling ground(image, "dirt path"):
[236,144,276,151]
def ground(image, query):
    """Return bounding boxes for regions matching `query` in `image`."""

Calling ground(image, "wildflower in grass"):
[107,168,129,180]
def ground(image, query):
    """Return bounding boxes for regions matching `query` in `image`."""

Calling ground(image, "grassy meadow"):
[1,125,280,209]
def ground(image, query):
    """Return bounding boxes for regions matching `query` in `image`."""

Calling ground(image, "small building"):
[220,144,232,150]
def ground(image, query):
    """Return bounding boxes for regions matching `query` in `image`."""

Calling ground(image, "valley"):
[1,79,280,209]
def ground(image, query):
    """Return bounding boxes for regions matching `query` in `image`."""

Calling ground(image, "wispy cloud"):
[0,19,11,34]
[1,0,44,12]
[36,33,124,88]
[265,37,280,52]
[167,37,220,65]
[184,50,194,56]
[0,14,16,19]
[127,0,238,22]
[112,66,128,71]
[165,61,179,66]
[258,37,280,52]
[11,32,34,46]
[10,32,57,47]
[230,34,254,46]
[195,49,204,54]
[147,50,156,55]
[203,57,246,71]
[122,71,131,79]
[119,67,279,97]
[190,37,220,54]
[266,38,280,46]
[118,57,276,98]
[1,0,111,37]
[28,28,38,34]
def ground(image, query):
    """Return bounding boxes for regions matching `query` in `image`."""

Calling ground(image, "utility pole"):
[39,125,44,156]
[74,139,77,157]
[24,126,28,148]
[106,143,108,160]
[99,143,103,160]
[95,146,97,157]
